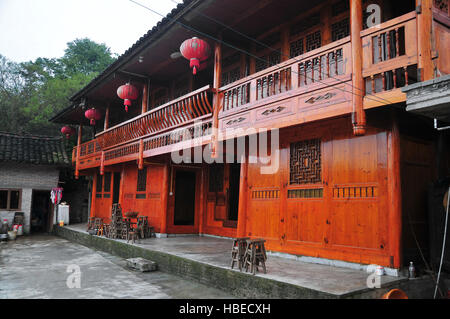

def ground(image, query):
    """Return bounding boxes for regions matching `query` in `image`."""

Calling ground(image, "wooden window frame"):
[0,189,22,211]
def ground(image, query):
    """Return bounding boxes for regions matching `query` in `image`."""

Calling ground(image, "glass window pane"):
[9,191,20,209]
[0,191,7,209]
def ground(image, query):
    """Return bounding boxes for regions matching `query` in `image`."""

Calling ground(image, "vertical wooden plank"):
[387,111,402,268]
[75,124,82,179]
[104,104,110,131]
[350,0,366,135]
[211,40,222,158]
[237,140,249,238]
[160,163,169,235]
[141,82,148,114]
[416,0,434,81]
[281,27,290,62]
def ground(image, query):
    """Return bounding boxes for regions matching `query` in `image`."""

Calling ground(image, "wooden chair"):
[230,237,250,271]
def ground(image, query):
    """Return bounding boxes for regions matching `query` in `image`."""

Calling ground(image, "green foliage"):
[0,38,116,136]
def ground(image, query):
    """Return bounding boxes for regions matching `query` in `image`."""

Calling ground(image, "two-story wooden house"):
[51,0,450,270]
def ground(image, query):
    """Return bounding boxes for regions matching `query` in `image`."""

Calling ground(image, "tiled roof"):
[0,132,69,166]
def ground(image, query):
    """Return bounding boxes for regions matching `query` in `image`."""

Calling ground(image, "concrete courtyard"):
[0,234,234,299]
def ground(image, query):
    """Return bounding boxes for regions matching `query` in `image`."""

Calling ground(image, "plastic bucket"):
[7,230,17,241]
[381,289,408,299]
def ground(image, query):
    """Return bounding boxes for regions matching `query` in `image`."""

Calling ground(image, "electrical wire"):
[168,0,393,106]
[434,186,450,299]
[128,0,392,107]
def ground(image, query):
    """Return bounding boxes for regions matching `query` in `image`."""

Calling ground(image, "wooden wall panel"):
[242,116,394,267]
[119,163,165,233]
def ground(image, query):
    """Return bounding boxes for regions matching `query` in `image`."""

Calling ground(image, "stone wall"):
[0,163,60,233]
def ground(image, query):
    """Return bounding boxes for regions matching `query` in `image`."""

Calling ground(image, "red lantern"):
[84,108,101,126]
[61,126,75,139]
[180,37,211,75]
[117,82,139,112]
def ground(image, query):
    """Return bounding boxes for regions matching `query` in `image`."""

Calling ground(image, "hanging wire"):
[128,0,392,107]
[168,0,393,106]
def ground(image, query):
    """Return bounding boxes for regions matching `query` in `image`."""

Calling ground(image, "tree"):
[0,38,117,136]
[60,38,117,76]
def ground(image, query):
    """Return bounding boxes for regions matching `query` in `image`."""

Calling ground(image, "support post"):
[104,104,110,131]
[75,124,82,179]
[160,163,169,235]
[416,0,434,81]
[211,40,222,158]
[100,151,105,176]
[388,111,402,268]
[141,81,149,113]
[236,139,249,237]
[138,139,144,170]
[350,0,366,135]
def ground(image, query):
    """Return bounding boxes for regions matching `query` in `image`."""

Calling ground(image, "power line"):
[128,0,390,107]
[168,0,393,106]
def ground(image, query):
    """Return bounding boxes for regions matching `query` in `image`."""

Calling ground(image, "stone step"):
[126,257,157,272]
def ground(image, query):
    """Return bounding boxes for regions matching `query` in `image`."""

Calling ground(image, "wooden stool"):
[127,231,140,244]
[230,237,250,271]
[243,239,267,275]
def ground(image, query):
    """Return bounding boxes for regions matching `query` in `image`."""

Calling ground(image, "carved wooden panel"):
[251,189,280,200]
[288,188,323,199]
[333,185,378,199]
[137,167,147,192]
[290,139,322,185]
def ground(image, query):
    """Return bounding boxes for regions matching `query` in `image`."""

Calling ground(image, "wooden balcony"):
[73,12,420,171]
[219,11,418,134]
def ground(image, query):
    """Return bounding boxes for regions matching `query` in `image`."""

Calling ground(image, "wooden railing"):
[96,85,213,150]
[361,12,418,95]
[220,37,351,113]
[72,12,423,170]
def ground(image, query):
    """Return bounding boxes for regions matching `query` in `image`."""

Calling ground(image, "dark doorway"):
[31,190,51,233]
[228,163,241,221]
[113,172,121,204]
[174,170,196,225]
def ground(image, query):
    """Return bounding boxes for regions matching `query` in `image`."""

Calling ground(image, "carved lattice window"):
[290,38,304,58]
[290,139,322,185]
[332,18,350,41]
[104,172,111,193]
[306,31,322,52]
[137,168,147,192]
[434,0,449,14]
[255,50,281,73]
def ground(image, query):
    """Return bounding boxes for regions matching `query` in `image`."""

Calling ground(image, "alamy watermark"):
[170,121,280,174]
[66,264,81,289]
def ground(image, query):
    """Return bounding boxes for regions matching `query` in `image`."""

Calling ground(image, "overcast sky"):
[0,0,179,62]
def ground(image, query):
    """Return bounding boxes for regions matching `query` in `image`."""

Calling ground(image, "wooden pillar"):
[350,0,366,136]
[387,111,402,269]
[236,140,249,237]
[100,151,105,176]
[281,27,290,62]
[321,4,332,45]
[90,175,97,218]
[138,139,144,170]
[160,163,169,235]
[75,124,82,179]
[211,40,222,158]
[104,105,110,131]
[141,81,149,113]
[416,0,434,81]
